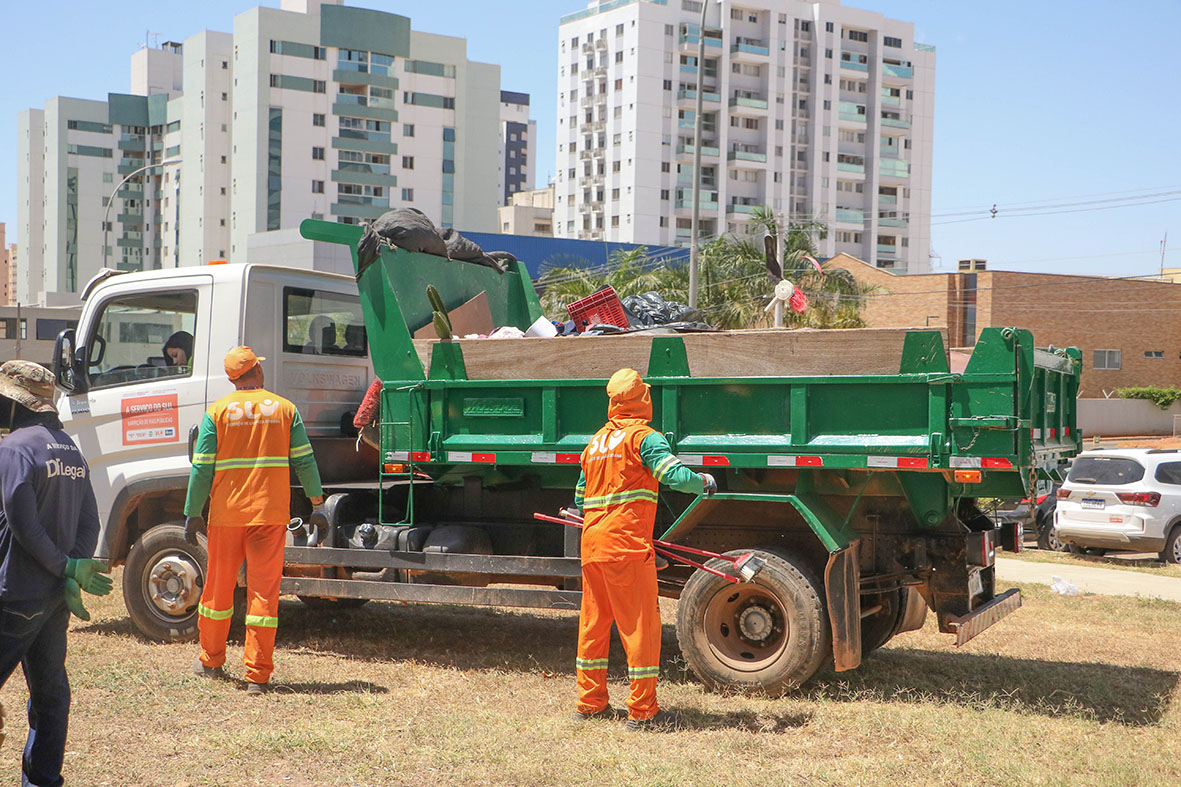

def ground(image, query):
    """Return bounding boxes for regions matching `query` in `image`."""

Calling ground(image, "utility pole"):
[687,0,709,308]
[1161,232,1168,279]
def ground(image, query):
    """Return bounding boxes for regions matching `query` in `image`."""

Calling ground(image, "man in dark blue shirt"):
[0,361,109,787]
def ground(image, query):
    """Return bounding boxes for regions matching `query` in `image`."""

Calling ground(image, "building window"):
[1145,350,1165,359]
[402,156,415,169]
[660,189,669,200]
[312,146,325,160]
[847,30,869,42]
[404,124,415,137]
[1093,349,1121,370]
[884,36,902,48]
[312,180,324,193]
[402,188,414,201]
[826,22,834,32]
[313,113,325,127]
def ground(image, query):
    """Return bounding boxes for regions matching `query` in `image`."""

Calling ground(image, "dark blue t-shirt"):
[0,414,100,600]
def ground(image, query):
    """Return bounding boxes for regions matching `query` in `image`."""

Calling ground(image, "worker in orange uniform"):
[573,368,716,730]
[183,347,324,695]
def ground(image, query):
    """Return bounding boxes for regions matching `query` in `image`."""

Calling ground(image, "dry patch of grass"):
[2,574,1179,786]
[1005,547,1181,576]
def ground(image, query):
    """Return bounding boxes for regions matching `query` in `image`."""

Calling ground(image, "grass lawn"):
[1005,547,1181,577]
[2,570,1179,786]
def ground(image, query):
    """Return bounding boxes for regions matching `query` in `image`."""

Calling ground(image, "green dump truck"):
[283,219,1081,692]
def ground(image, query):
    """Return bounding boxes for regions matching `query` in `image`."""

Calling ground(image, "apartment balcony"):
[679,30,723,50]
[726,203,758,214]
[117,137,146,152]
[676,142,720,157]
[840,58,869,72]
[593,66,607,78]
[595,38,606,50]
[877,244,897,256]
[837,161,865,173]
[117,160,143,175]
[881,116,911,129]
[579,95,594,108]
[879,217,908,228]
[581,41,594,54]
[731,39,769,57]
[883,63,914,80]
[336,93,368,107]
[727,149,767,163]
[729,94,768,110]
[116,212,144,225]
[676,88,721,103]
[879,158,910,178]
[881,94,901,107]
[579,149,594,160]
[878,194,898,205]
[116,184,143,199]
[836,208,864,223]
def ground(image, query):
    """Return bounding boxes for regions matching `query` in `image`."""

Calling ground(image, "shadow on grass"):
[803,647,1178,727]
[681,708,813,733]
[250,679,388,696]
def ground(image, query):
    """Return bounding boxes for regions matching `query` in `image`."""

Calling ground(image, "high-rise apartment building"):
[499,91,536,205]
[555,0,934,273]
[17,0,531,303]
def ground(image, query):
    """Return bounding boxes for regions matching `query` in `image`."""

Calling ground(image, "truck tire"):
[123,523,206,642]
[675,548,830,696]
[860,588,905,656]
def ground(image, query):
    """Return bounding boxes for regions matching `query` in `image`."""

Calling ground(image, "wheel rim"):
[141,548,203,622]
[1048,527,1064,552]
[1173,537,1181,563]
[700,582,789,672]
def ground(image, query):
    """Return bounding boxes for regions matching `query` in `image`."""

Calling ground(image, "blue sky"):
[3,0,1179,276]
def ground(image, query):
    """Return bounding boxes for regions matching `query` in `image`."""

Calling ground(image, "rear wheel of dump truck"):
[123,523,206,642]
[675,548,830,696]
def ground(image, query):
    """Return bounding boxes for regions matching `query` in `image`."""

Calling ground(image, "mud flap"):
[825,539,861,672]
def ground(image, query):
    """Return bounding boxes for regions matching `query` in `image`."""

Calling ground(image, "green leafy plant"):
[1115,387,1181,410]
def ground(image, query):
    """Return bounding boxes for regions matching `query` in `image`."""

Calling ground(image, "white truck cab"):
[52,263,374,640]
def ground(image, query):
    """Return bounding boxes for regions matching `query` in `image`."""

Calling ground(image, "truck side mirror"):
[188,424,199,464]
[52,329,76,392]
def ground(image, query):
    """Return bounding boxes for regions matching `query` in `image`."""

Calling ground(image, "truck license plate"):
[1081,498,1105,510]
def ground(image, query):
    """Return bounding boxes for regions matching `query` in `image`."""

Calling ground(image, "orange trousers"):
[197,524,285,684]
[576,555,661,721]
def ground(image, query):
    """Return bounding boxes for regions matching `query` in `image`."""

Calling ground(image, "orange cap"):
[224,346,266,380]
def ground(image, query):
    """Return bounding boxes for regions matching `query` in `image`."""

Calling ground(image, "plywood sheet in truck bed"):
[411,327,948,380]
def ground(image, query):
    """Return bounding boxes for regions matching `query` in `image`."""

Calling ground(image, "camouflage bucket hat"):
[0,360,58,414]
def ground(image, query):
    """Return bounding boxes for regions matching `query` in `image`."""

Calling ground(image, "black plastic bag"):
[356,208,448,278]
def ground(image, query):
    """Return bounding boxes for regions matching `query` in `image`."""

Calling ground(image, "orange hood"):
[606,368,652,427]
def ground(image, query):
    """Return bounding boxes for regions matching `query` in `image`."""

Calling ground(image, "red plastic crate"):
[567,286,630,333]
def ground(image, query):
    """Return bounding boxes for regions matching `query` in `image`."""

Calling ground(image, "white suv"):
[1055,448,1181,563]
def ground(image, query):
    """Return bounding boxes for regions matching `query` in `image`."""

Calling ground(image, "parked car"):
[1033,485,1067,551]
[1055,449,1181,563]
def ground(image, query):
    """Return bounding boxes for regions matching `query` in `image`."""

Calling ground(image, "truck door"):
[57,275,214,555]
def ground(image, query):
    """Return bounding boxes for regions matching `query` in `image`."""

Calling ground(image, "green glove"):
[65,558,114,596]
[63,578,90,621]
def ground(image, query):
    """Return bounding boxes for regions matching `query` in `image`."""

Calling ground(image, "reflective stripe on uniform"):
[198,603,233,621]
[289,443,313,459]
[244,614,279,628]
[191,452,217,466]
[581,488,659,510]
[212,456,291,470]
[651,455,681,483]
[628,665,660,679]
[576,657,609,671]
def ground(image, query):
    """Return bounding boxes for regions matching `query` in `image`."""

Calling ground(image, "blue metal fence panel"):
[457,231,689,278]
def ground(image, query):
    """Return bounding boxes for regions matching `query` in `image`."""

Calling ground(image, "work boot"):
[191,657,226,680]
[625,709,685,732]
[246,682,267,697]
[572,706,617,722]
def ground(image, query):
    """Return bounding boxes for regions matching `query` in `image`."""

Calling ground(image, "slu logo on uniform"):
[226,399,281,421]
[587,429,626,455]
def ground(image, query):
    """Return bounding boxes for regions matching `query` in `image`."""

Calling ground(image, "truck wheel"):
[123,523,206,642]
[675,548,830,696]
[1160,527,1181,564]
[860,589,905,656]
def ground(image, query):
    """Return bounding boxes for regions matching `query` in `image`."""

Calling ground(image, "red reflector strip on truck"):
[678,454,730,466]
[982,457,1013,469]
[386,451,432,462]
[947,588,1022,647]
[766,455,824,467]
[703,455,730,466]
[530,452,581,464]
[447,451,496,463]
[867,456,929,469]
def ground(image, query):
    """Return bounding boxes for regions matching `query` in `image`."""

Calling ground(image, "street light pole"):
[687,0,711,309]
[102,158,181,271]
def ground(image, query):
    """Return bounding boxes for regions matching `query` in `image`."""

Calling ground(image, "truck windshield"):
[1067,456,1145,486]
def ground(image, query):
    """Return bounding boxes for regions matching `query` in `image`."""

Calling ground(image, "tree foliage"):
[536,209,876,330]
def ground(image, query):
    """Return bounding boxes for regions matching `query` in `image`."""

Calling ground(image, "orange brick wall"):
[824,256,1181,397]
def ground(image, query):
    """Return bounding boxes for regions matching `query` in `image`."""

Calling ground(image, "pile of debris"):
[356,208,516,279]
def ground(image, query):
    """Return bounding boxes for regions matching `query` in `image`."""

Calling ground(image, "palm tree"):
[536,207,876,330]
